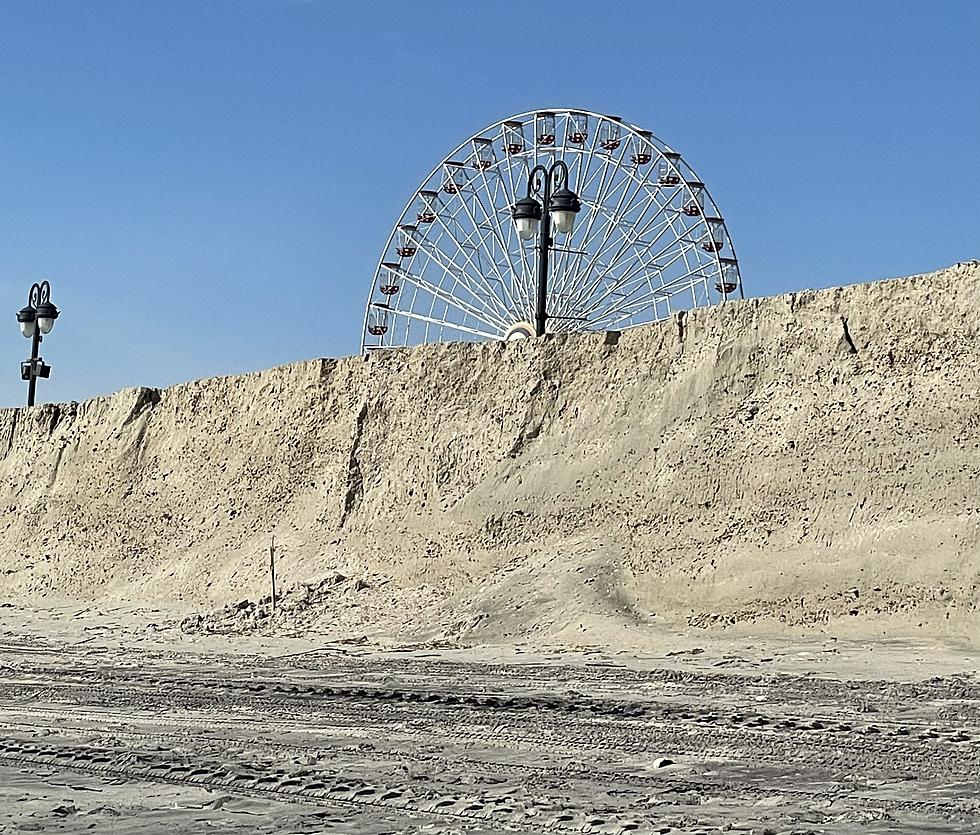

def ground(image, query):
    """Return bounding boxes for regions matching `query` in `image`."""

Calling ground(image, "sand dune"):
[1,262,978,646]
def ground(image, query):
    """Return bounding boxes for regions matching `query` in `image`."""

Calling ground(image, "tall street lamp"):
[511,159,582,337]
[16,280,60,407]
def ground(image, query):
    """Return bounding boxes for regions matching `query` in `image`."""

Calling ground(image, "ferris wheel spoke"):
[564,139,631,254]
[592,291,674,330]
[566,121,601,221]
[560,192,684,319]
[491,157,535,318]
[399,270,509,336]
[573,128,632,215]
[597,273,710,329]
[550,179,637,321]
[606,220,699,291]
[581,198,679,262]
[586,247,705,327]
[436,210,515,320]
[577,231,682,319]
[421,196,515,321]
[604,165,717,274]
[569,216,695,321]
[557,164,679,315]
[397,222,509,329]
[466,165,528,315]
[550,140,626,303]
[581,174,677,265]
[406,240,512,330]
[492,125,535,289]
[482,170,529,317]
[448,183,519,316]
[427,210,504,291]
[490,172,535,316]
[386,306,500,340]
[411,264,485,336]
[570,172,693,299]
[419,242,509,328]
[575,232,703,323]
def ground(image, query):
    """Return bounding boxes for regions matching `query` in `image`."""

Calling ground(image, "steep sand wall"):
[2,263,979,644]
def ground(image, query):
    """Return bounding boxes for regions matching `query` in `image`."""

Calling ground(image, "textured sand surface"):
[3,265,980,831]
[0,603,978,834]
[1,262,979,646]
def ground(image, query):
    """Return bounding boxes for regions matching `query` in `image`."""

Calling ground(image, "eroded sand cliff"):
[2,263,978,645]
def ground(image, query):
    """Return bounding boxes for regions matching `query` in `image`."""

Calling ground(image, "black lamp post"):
[16,280,60,407]
[512,159,582,337]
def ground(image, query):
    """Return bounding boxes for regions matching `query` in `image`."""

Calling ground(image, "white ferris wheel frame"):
[360,107,743,351]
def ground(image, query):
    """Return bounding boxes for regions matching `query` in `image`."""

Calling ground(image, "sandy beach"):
[1,601,977,833]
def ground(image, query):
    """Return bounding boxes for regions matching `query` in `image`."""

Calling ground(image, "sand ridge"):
[1,262,978,646]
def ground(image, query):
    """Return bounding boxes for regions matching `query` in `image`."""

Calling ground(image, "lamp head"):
[17,305,36,338]
[549,186,581,234]
[512,195,542,240]
[34,299,60,334]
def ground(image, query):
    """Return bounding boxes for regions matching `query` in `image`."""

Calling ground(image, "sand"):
[1,261,979,646]
[1,601,978,833]
[1,263,979,830]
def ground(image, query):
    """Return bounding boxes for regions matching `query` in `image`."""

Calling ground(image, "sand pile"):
[180,569,446,641]
[2,262,979,646]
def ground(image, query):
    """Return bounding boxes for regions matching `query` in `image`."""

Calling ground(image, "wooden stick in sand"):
[270,535,278,615]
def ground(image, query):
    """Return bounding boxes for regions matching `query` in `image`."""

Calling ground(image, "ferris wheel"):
[361,108,742,351]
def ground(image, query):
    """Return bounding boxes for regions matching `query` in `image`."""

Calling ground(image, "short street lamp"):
[17,280,60,407]
[511,159,581,337]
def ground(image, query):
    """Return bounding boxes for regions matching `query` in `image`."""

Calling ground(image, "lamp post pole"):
[512,160,581,338]
[17,280,60,407]
[532,169,555,339]
[26,319,41,408]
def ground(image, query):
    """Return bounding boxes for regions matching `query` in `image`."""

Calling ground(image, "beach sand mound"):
[180,570,447,641]
[2,261,979,647]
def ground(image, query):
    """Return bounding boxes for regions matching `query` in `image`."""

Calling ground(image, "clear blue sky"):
[1,0,977,407]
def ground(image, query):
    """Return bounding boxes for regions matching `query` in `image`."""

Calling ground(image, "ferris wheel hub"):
[503,321,535,341]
